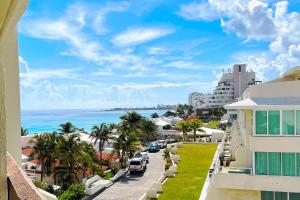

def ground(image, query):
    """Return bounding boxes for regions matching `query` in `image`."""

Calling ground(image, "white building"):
[201,67,300,200]
[188,92,206,108]
[190,64,260,109]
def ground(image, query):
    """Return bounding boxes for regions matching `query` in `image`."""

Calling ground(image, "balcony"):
[7,153,45,200]
[214,171,300,193]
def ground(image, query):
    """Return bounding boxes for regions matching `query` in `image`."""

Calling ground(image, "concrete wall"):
[206,188,260,200]
[0,0,28,166]
[246,80,300,99]
[215,173,300,193]
[0,1,28,198]
[250,136,300,152]
[0,67,7,200]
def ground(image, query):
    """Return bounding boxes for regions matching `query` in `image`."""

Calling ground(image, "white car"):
[134,152,149,163]
[129,157,147,173]
[157,140,167,149]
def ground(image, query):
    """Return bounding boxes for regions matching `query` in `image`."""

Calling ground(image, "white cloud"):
[177,1,219,21]
[113,82,212,90]
[147,47,169,55]
[178,0,300,81]
[112,27,175,46]
[92,2,129,35]
[164,60,202,69]
[19,56,29,73]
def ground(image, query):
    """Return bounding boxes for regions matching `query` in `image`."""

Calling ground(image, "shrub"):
[33,180,48,191]
[111,167,119,175]
[58,184,85,200]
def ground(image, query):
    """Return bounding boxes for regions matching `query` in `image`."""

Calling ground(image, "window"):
[297,153,300,176]
[268,152,281,176]
[256,111,267,135]
[261,191,300,200]
[255,152,268,175]
[290,193,300,200]
[254,110,300,136]
[282,153,296,176]
[282,110,295,135]
[275,192,288,200]
[255,152,300,177]
[261,191,274,200]
[296,111,300,135]
[268,111,280,135]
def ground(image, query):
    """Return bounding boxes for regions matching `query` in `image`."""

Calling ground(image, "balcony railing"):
[220,167,252,175]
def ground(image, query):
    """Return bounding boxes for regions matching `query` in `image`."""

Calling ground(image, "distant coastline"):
[105,107,170,111]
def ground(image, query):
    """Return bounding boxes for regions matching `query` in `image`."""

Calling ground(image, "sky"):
[18,0,300,110]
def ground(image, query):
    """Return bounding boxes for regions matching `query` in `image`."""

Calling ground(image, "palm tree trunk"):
[40,163,44,182]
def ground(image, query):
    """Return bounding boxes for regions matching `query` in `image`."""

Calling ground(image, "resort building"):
[189,64,260,109]
[202,67,300,200]
[0,0,46,199]
[188,92,206,108]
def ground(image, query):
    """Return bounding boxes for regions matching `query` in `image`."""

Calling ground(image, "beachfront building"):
[202,67,300,200]
[189,64,260,109]
[0,1,47,199]
[188,92,206,108]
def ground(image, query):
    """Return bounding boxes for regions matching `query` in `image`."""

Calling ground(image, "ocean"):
[21,109,167,135]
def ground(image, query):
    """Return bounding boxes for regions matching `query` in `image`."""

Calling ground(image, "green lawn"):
[158,144,218,200]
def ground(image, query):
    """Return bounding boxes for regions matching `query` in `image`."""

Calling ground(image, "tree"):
[151,112,159,118]
[114,129,137,168]
[90,123,112,161]
[139,119,158,143]
[188,118,203,142]
[58,122,76,134]
[177,120,191,141]
[21,127,29,136]
[56,134,81,188]
[120,111,142,131]
[176,104,194,118]
[30,134,49,181]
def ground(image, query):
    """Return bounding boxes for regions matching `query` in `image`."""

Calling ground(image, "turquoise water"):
[21,109,167,135]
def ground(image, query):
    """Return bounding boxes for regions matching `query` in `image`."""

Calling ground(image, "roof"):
[22,148,32,156]
[225,97,300,109]
[269,66,300,83]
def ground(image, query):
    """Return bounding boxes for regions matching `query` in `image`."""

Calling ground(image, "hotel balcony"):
[214,169,300,193]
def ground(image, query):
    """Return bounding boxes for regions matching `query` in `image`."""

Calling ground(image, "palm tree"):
[177,120,191,141]
[188,118,203,142]
[58,122,76,134]
[120,111,142,131]
[56,134,81,187]
[90,123,112,161]
[29,134,48,181]
[139,119,158,143]
[45,132,59,184]
[21,127,29,136]
[114,129,137,168]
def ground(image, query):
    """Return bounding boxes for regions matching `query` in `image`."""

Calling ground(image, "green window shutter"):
[275,192,288,200]
[289,193,300,200]
[268,111,280,135]
[261,191,274,200]
[268,152,281,175]
[256,111,267,135]
[297,153,300,176]
[282,153,296,176]
[255,152,268,175]
[282,110,295,135]
[296,111,300,135]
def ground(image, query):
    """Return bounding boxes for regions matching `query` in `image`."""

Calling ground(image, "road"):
[94,149,165,200]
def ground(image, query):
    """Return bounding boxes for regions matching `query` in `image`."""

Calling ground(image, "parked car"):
[148,142,160,153]
[134,152,149,163]
[129,157,147,173]
[157,140,167,148]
